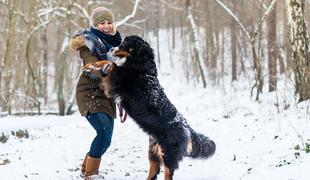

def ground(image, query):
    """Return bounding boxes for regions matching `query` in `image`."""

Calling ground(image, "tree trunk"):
[155,1,161,65]
[207,0,217,82]
[185,0,207,88]
[230,0,237,81]
[57,2,72,116]
[172,10,176,49]
[205,1,210,66]
[1,0,15,113]
[221,30,225,84]
[58,38,68,116]
[267,0,277,92]
[286,0,310,102]
[28,0,38,108]
[42,28,48,105]
[283,4,292,73]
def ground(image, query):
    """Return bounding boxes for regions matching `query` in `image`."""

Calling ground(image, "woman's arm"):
[79,46,99,65]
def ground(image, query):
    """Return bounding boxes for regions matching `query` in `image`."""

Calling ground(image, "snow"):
[1,76,309,180]
[1,31,310,179]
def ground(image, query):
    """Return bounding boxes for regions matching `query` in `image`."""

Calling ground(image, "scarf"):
[90,27,121,48]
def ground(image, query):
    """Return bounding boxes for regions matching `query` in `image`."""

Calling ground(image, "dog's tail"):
[187,129,216,159]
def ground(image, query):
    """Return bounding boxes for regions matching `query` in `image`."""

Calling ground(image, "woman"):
[69,7,122,179]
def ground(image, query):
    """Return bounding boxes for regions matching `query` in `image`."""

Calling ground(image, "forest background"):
[0,0,309,116]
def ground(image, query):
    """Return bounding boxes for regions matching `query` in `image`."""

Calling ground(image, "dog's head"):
[112,35,154,60]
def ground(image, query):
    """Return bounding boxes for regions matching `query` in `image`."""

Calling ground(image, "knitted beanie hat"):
[90,7,116,35]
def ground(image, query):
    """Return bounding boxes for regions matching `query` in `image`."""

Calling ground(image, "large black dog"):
[82,35,216,180]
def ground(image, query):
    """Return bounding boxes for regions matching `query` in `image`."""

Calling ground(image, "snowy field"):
[0,73,309,180]
[1,31,310,179]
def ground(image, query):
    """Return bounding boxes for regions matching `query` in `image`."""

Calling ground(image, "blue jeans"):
[86,112,114,158]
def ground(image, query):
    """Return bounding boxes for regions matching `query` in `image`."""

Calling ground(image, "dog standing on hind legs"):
[82,35,216,180]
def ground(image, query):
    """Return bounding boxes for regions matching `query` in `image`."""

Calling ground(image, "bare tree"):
[230,0,237,81]
[154,1,161,65]
[283,4,292,73]
[56,1,73,116]
[206,0,217,83]
[286,0,310,102]
[267,0,277,92]
[25,0,52,115]
[214,0,278,100]
[185,0,207,88]
[1,0,15,113]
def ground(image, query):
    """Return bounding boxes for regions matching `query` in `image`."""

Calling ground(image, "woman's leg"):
[86,112,114,158]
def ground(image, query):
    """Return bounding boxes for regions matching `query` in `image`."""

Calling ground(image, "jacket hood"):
[69,35,86,51]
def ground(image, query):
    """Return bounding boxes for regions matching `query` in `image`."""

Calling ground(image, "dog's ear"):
[133,39,152,57]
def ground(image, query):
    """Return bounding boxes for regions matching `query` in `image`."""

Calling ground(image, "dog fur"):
[82,35,216,180]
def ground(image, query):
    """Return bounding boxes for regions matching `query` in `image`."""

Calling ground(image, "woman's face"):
[97,20,113,34]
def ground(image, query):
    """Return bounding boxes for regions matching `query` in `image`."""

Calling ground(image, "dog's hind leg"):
[162,154,177,180]
[147,154,160,180]
[147,137,161,180]
[162,148,184,180]
[163,164,174,180]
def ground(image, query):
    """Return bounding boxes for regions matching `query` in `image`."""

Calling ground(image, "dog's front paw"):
[81,63,95,72]
[100,63,113,77]
[93,61,113,76]
[93,61,111,69]
[81,61,113,78]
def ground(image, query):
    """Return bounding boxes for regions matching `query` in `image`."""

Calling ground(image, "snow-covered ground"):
[0,72,309,180]
[1,31,310,179]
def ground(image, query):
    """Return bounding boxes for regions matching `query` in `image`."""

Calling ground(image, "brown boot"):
[81,154,88,176]
[84,156,101,180]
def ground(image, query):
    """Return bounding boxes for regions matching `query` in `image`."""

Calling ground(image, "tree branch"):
[116,0,142,27]
[0,1,29,24]
[38,7,67,18]
[73,2,89,19]
[250,0,267,10]
[159,0,183,11]
[26,20,51,81]
[12,10,29,24]
[214,0,278,43]
[123,19,146,30]
[213,0,252,41]
[252,0,279,42]
[0,0,7,6]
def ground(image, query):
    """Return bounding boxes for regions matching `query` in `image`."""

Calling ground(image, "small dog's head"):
[112,35,154,60]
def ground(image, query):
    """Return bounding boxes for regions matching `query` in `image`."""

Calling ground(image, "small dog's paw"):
[81,64,95,72]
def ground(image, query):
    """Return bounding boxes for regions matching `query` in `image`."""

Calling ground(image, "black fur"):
[109,35,216,176]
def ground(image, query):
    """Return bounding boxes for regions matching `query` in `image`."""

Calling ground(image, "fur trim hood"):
[69,35,86,51]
